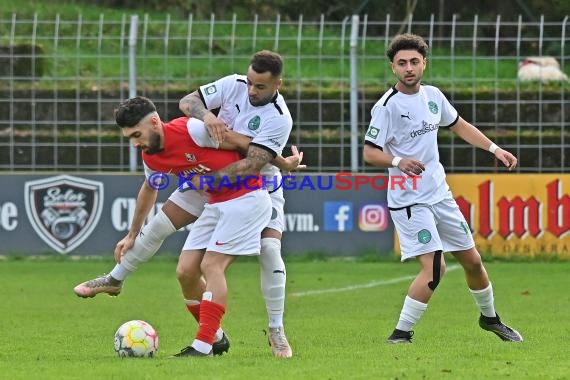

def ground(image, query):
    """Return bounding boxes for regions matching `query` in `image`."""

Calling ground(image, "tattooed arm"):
[179,90,226,143]
[179,91,208,119]
[204,144,274,187]
[219,129,252,156]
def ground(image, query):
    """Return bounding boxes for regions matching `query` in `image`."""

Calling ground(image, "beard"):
[249,93,274,107]
[143,132,163,155]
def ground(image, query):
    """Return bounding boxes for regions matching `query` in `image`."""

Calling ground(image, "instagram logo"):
[358,204,389,232]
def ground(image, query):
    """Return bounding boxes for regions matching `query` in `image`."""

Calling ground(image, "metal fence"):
[0,13,568,173]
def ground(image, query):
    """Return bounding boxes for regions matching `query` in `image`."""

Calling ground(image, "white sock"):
[120,210,176,272]
[259,238,286,328]
[109,263,131,281]
[215,329,224,342]
[470,283,496,318]
[395,295,428,332]
[191,339,212,354]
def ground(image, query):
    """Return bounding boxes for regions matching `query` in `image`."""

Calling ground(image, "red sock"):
[186,303,200,323]
[196,300,225,345]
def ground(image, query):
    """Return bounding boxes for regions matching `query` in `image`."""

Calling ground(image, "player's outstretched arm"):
[193,145,274,190]
[219,129,252,156]
[220,132,305,172]
[450,117,518,170]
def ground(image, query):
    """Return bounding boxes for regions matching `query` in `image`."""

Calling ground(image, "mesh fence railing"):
[0,13,568,172]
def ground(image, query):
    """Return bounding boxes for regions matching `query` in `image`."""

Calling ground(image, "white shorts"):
[168,189,208,217]
[183,189,272,255]
[170,187,283,232]
[267,186,285,233]
[390,197,475,261]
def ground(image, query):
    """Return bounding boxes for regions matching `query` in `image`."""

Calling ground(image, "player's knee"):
[199,258,217,278]
[458,249,484,275]
[261,237,281,254]
[260,238,284,272]
[427,251,444,291]
[439,259,447,277]
[145,210,177,240]
[175,264,199,283]
[464,260,485,278]
[176,256,201,284]
[428,278,441,291]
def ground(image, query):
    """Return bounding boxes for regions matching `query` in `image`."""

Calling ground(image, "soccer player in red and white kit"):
[178,50,295,357]
[363,33,522,343]
[168,124,273,358]
[74,96,294,355]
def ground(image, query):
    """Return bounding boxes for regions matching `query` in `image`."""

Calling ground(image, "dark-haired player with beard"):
[74,95,300,356]
[177,50,296,357]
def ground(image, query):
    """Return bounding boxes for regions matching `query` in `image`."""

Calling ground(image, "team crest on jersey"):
[248,115,261,130]
[24,175,104,254]
[366,126,379,138]
[185,153,196,162]
[428,101,438,114]
[204,85,217,95]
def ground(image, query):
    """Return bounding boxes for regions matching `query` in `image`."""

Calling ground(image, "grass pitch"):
[0,257,568,380]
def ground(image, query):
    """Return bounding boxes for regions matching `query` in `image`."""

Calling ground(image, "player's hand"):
[495,148,518,171]
[203,113,227,144]
[397,158,425,176]
[114,234,136,263]
[281,145,307,173]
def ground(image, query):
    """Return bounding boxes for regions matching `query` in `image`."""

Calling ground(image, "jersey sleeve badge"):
[204,85,217,95]
[366,126,380,138]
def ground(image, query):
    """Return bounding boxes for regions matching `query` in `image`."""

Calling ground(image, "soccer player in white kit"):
[363,33,523,343]
[178,50,295,357]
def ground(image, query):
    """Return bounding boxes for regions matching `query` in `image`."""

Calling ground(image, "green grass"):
[0,257,568,379]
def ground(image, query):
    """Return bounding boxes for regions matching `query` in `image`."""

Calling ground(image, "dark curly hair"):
[386,33,429,62]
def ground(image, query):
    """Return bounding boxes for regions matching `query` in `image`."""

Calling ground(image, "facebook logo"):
[324,202,353,232]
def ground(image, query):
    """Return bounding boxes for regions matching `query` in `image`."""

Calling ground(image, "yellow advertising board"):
[446,174,569,258]
[393,174,570,258]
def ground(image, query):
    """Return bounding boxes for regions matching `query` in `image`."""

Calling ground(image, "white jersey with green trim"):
[364,84,459,208]
[199,74,292,191]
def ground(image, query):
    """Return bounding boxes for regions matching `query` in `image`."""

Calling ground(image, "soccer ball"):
[114,320,159,358]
